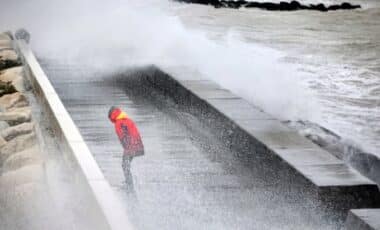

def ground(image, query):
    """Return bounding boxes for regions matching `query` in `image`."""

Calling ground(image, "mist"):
[0,0,319,121]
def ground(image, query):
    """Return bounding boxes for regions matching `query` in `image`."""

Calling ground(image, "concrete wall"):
[135,65,380,221]
[346,209,380,230]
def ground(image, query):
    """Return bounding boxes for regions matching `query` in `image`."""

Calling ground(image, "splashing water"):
[0,0,317,121]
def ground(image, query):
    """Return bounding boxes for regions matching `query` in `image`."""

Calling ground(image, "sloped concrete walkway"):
[0,32,122,230]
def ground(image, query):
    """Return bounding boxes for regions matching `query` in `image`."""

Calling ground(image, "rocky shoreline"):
[174,0,361,11]
[0,32,48,229]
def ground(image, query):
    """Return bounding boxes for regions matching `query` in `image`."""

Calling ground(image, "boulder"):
[0,132,36,163]
[0,40,12,49]
[260,2,281,10]
[0,121,9,130]
[0,81,17,97]
[221,0,243,8]
[178,0,224,7]
[0,33,11,41]
[1,122,34,141]
[0,66,23,81]
[290,1,301,9]
[328,4,341,10]
[245,2,260,8]
[341,2,360,9]
[309,3,327,11]
[0,164,44,187]
[0,92,29,111]
[9,99,28,109]
[0,135,7,149]
[279,2,289,10]
[0,50,18,62]
[0,107,31,125]
[2,145,42,172]
[0,66,25,92]
[0,50,20,71]
[178,0,361,11]
[277,1,302,10]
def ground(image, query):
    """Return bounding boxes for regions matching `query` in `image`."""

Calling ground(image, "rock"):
[206,0,224,8]
[246,1,296,10]
[279,2,290,10]
[310,3,327,11]
[233,0,247,6]
[0,92,29,111]
[328,4,341,10]
[0,66,25,92]
[0,33,11,41]
[0,164,44,187]
[1,122,34,141]
[341,2,360,9]
[221,0,243,8]
[0,135,7,149]
[0,66,23,81]
[10,99,28,109]
[2,145,42,172]
[0,40,12,49]
[177,0,223,7]
[0,50,20,71]
[176,0,361,11]
[0,107,31,125]
[0,121,9,130]
[0,132,36,163]
[0,50,19,61]
[262,2,282,10]
[0,59,20,71]
[0,81,17,97]
[245,2,260,8]
[278,1,303,10]
[290,1,301,9]
[8,75,24,92]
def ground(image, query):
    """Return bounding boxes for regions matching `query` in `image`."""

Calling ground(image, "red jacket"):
[109,108,144,157]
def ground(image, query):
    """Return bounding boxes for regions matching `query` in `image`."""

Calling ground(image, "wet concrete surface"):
[40,59,344,230]
[346,209,380,230]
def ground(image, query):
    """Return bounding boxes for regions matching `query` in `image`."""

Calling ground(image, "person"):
[108,106,144,189]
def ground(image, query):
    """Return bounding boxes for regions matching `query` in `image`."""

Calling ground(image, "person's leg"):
[122,154,134,191]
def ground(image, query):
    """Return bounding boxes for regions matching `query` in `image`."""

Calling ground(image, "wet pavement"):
[41,59,342,230]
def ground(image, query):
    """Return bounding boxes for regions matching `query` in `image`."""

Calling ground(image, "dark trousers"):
[122,155,134,191]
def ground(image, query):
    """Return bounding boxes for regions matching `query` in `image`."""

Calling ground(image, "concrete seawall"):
[346,209,380,230]
[13,38,134,230]
[136,65,380,224]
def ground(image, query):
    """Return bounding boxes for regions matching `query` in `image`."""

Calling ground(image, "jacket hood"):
[109,107,129,123]
[109,107,121,123]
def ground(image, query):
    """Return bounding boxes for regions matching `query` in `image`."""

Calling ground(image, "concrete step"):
[346,209,380,230]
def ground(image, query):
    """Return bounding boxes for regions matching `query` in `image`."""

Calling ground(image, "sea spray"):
[0,0,319,120]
